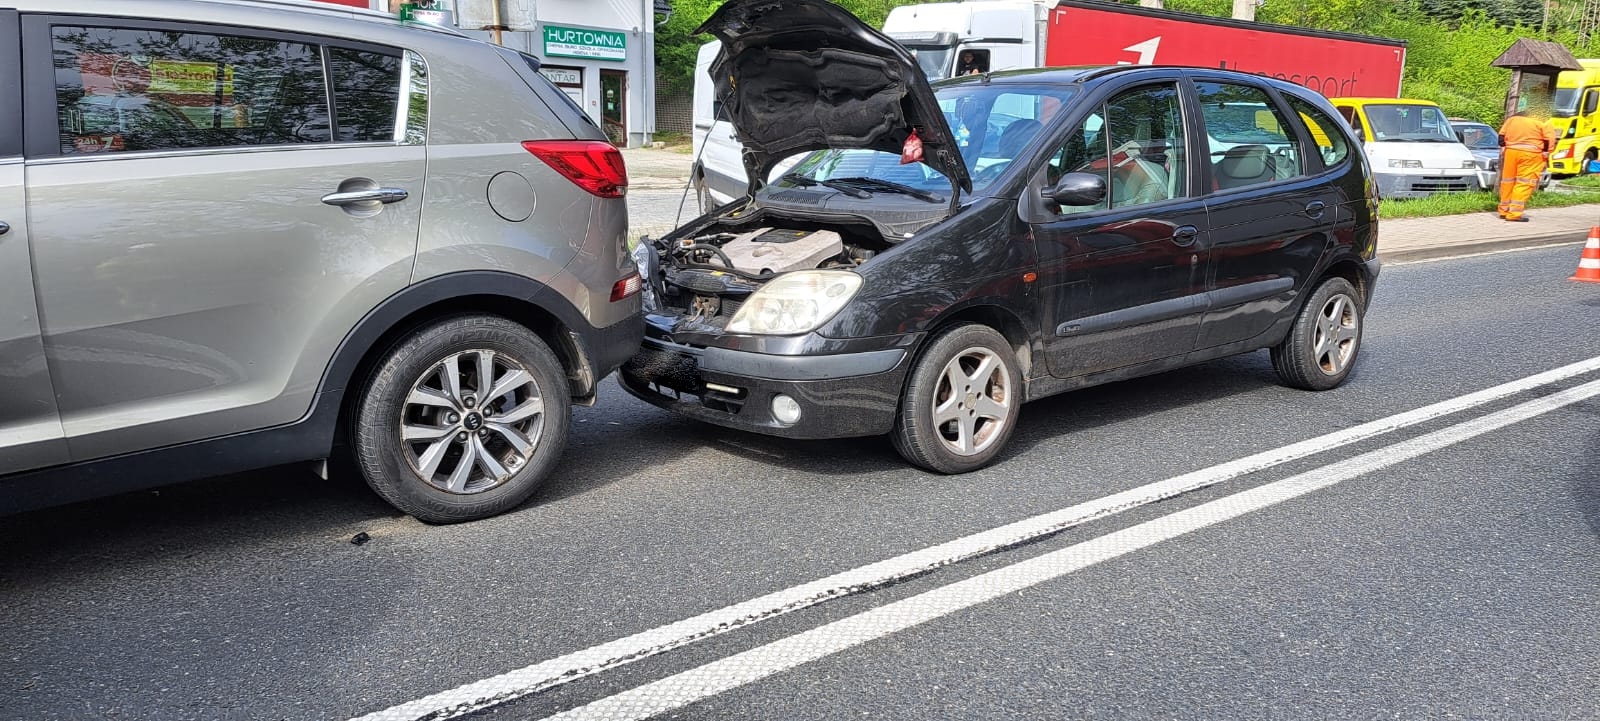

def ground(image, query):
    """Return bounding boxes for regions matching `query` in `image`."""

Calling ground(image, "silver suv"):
[0,0,643,522]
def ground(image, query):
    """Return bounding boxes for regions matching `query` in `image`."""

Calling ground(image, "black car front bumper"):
[619,335,914,439]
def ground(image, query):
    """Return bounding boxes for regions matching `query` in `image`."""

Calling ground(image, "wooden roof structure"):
[1491,39,1582,74]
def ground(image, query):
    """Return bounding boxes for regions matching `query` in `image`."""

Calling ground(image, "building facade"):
[314,0,657,147]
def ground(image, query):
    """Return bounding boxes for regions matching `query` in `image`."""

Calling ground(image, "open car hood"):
[696,0,972,198]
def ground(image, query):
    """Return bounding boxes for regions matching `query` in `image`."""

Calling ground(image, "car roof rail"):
[190,0,468,37]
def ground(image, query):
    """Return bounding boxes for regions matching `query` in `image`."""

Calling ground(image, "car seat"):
[997,118,1043,158]
[1214,144,1276,189]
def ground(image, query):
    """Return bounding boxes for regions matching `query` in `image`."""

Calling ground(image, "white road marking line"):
[1387,240,1584,266]
[543,378,1600,721]
[350,356,1600,721]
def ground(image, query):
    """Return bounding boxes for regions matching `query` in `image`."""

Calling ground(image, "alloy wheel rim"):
[932,347,1012,457]
[399,350,544,494]
[1313,293,1360,376]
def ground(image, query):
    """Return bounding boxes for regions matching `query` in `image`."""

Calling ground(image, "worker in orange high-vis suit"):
[1497,110,1558,222]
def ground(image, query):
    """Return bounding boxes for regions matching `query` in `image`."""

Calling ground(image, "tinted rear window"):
[329,48,401,143]
[51,24,331,154]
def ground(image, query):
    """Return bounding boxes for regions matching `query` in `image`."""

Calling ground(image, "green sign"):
[544,25,626,62]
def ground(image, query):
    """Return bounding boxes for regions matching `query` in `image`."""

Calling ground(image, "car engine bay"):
[638,222,888,328]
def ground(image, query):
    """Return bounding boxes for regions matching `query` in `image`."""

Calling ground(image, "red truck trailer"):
[885,0,1407,97]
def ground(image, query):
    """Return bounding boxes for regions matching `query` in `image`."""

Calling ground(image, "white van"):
[690,40,802,212]
[1331,97,1487,198]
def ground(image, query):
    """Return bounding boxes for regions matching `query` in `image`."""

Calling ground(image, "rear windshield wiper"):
[828,176,946,203]
[778,173,871,199]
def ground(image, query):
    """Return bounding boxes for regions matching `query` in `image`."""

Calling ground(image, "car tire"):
[696,181,713,216]
[353,314,570,524]
[1271,277,1364,392]
[891,324,1022,474]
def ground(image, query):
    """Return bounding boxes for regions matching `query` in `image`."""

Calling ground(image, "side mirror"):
[1043,172,1107,207]
[1585,91,1599,116]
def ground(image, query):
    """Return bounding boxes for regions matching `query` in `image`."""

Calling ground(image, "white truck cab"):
[883,0,1043,81]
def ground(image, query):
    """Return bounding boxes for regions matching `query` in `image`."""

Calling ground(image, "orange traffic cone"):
[1572,227,1600,284]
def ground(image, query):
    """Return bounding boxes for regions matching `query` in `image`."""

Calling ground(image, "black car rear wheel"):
[892,324,1021,474]
[1271,277,1364,391]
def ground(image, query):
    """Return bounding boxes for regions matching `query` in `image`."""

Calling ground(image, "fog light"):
[771,394,802,425]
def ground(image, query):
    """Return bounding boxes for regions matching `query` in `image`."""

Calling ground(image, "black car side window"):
[1047,108,1110,213]
[1103,83,1188,208]
[1196,82,1303,191]
[1286,97,1350,169]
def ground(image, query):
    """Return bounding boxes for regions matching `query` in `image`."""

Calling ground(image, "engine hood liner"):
[696,0,972,198]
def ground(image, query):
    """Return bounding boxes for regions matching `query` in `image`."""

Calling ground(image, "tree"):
[655,0,923,97]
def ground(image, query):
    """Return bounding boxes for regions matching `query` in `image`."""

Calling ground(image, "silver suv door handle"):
[321,187,409,207]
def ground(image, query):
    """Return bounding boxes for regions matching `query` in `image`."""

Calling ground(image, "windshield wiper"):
[828,176,946,203]
[778,173,872,199]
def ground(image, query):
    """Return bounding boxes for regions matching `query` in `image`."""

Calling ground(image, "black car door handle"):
[1171,225,1199,247]
[0,221,9,236]
[1304,200,1327,219]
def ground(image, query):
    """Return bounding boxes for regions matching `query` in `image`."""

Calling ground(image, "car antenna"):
[677,86,732,226]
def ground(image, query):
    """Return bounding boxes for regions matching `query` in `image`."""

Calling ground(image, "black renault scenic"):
[622,0,1380,473]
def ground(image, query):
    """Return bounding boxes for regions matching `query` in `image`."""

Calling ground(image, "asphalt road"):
[3,240,1599,721]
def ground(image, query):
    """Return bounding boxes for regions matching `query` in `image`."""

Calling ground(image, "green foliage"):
[655,0,918,96]
[653,0,1600,128]
[1140,0,1600,125]
[1375,10,1522,123]
[654,0,719,97]
[1379,187,1600,218]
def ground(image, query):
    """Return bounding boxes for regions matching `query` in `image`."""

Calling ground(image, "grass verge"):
[1558,174,1600,190]
[1379,189,1600,220]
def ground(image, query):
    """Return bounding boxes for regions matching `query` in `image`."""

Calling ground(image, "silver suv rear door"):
[0,8,69,474]
[21,15,426,462]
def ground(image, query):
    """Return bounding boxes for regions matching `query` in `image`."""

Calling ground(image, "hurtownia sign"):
[543,25,626,61]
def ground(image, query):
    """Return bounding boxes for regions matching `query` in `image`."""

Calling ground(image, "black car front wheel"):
[1271,277,1364,391]
[892,324,1022,474]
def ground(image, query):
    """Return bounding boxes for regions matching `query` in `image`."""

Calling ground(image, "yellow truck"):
[1550,59,1600,176]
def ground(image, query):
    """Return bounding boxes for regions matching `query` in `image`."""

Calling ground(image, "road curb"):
[630,178,692,191]
[1383,229,1589,263]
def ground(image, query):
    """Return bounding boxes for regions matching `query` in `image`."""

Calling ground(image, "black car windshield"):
[1453,122,1499,149]
[774,83,1078,198]
[1553,87,1580,117]
[1365,104,1457,142]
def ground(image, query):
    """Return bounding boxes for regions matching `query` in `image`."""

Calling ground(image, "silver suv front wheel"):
[355,315,570,523]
